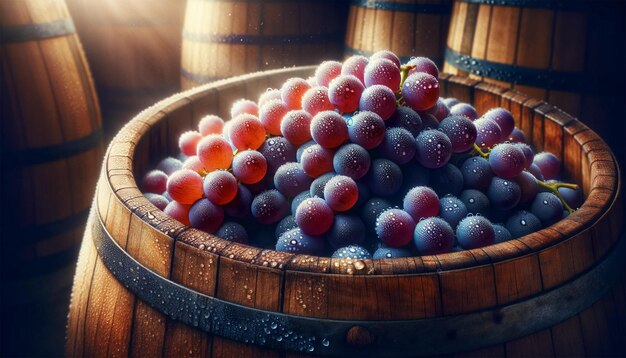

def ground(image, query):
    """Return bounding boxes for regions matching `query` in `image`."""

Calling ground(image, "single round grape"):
[414,129,452,169]
[439,196,468,228]
[429,163,464,197]
[276,215,298,238]
[380,127,417,164]
[364,58,401,91]
[142,169,168,194]
[302,86,334,116]
[309,172,335,199]
[300,144,335,178]
[341,55,368,84]
[373,246,413,259]
[228,113,266,150]
[375,209,415,247]
[559,186,584,210]
[281,77,311,110]
[281,110,313,146]
[198,114,225,136]
[178,131,203,157]
[459,189,490,216]
[406,56,439,78]
[196,134,233,172]
[296,139,316,162]
[449,103,478,120]
[489,143,526,179]
[163,201,191,226]
[361,197,393,230]
[429,98,451,121]
[315,60,342,87]
[251,189,289,224]
[259,99,289,135]
[531,192,564,226]
[328,75,365,114]
[421,113,440,129]
[273,162,313,198]
[156,156,183,175]
[413,217,455,255]
[370,50,401,68]
[528,163,545,181]
[508,127,526,143]
[442,97,460,108]
[230,98,259,118]
[347,111,386,149]
[359,84,397,120]
[456,216,495,249]
[367,159,403,197]
[276,227,325,255]
[231,150,267,184]
[327,214,366,249]
[387,106,423,136]
[460,156,493,190]
[514,142,534,169]
[533,152,561,180]
[295,197,334,236]
[189,198,224,234]
[483,107,514,139]
[333,143,371,179]
[258,88,282,107]
[224,184,253,218]
[216,222,249,244]
[514,171,539,205]
[258,136,297,176]
[403,186,440,221]
[331,245,372,260]
[182,155,206,175]
[291,191,312,214]
[203,170,238,205]
[401,72,439,111]
[324,175,359,212]
[438,115,477,153]
[487,176,522,210]
[474,118,502,149]
[493,223,512,243]
[144,193,169,211]
[166,169,204,205]
[310,110,349,148]
[506,210,543,238]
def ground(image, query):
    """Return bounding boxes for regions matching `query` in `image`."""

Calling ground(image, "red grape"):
[300,144,334,178]
[376,208,415,247]
[198,115,224,136]
[295,197,334,236]
[166,169,204,205]
[323,175,358,212]
[203,170,238,205]
[370,50,401,69]
[301,86,334,116]
[401,72,439,111]
[328,75,365,114]
[281,77,311,110]
[228,113,266,150]
[347,111,386,149]
[406,56,439,78]
[230,98,259,118]
[281,110,313,146]
[341,55,368,84]
[163,201,191,226]
[310,110,348,148]
[196,134,233,172]
[189,198,224,234]
[364,58,401,91]
[315,60,342,87]
[182,155,206,174]
[403,186,439,221]
[178,130,202,157]
[259,99,289,135]
[231,150,267,184]
[359,84,397,120]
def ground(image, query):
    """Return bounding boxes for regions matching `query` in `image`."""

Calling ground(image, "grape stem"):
[536,180,578,214]
[398,65,415,95]
[471,143,490,158]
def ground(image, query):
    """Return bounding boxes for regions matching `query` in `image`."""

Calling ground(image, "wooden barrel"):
[67,67,624,357]
[344,0,452,65]
[180,0,349,90]
[443,0,626,164]
[0,0,103,356]
[67,0,186,139]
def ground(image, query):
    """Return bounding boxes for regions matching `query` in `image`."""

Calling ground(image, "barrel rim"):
[103,66,621,275]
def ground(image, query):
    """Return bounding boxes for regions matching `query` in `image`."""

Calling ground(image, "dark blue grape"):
[291,191,312,214]
[354,180,371,210]
[438,115,477,153]
[559,186,584,210]
[380,127,417,164]
[224,184,253,218]
[258,136,296,175]
[251,189,289,224]
[274,162,313,198]
[309,172,335,198]
[450,103,478,120]
[331,245,372,259]
[506,210,543,238]
[429,164,464,197]
[413,217,455,255]
[531,192,564,226]
[373,246,413,259]
[456,216,495,249]
[296,139,317,162]
[367,159,403,197]
[216,222,248,244]
[493,223,512,243]
[361,198,393,236]
[387,106,423,136]
[459,189,490,215]
[276,228,325,255]
[415,129,452,169]
[327,214,366,249]
[276,215,298,238]
[347,111,386,149]
[439,196,468,228]
[189,198,224,234]
[420,113,440,129]
[333,143,371,179]
[487,176,521,210]
[460,156,493,190]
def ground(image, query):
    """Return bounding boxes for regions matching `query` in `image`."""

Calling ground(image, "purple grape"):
[487,176,522,210]
[406,56,439,78]
[189,198,224,234]
[459,189,490,216]
[429,164,464,197]
[333,143,371,179]
[474,117,502,149]
[144,193,169,210]
[380,127,417,164]
[327,214,366,249]
[429,98,451,121]
[295,197,334,236]
[531,192,564,226]
[514,171,539,205]
[273,162,313,198]
[559,186,584,209]
[489,143,526,179]
[342,55,368,84]
[276,227,325,255]
[276,215,298,238]
[373,246,413,259]
[493,224,512,243]
[370,50,401,68]
[442,97,460,108]
[296,140,317,162]
[420,113,440,129]
[156,156,183,175]
[324,175,359,212]
[506,210,542,238]
[300,144,334,178]
[513,142,534,169]
[439,196,468,228]
[367,159,403,197]
[216,222,249,244]
[483,108,514,139]
[376,208,416,247]
[456,216,495,249]
[438,115,477,153]
[508,127,526,143]
[528,163,545,181]
[291,191,312,214]
[359,84,397,120]
[387,106,423,136]
[364,58,401,91]
[259,136,296,175]
[331,245,372,259]
[533,152,561,180]
[415,129,452,169]
[309,172,335,199]
[224,184,252,218]
[401,72,439,111]
[347,111,386,149]
[403,186,440,221]
[460,156,493,190]
[251,189,289,224]
[450,103,478,120]
[413,217,455,255]
[310,110,349,149]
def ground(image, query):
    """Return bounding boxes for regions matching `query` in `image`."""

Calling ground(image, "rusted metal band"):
[0,18,76,43]
[92,210,624,356]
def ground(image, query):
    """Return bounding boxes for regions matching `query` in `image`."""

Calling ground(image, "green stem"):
[536,180,578,213]
[472,143,490,158]
[398,65,415,95]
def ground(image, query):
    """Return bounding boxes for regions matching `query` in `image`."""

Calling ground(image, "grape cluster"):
[142,50,582,259]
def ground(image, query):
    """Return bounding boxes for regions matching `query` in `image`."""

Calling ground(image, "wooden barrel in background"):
[344,0,452,65]
[180,0,349,90]
[443,0,626,164]
[0,0,103,356]
[67,67,624,357]
[67,0,186,140]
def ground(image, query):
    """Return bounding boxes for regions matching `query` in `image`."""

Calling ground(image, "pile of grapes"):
[141,50,583,260]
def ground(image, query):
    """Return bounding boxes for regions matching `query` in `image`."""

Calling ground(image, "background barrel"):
[67,0,186,139]
[0,0,103,356]
[443,0,625,164]
[180,0,349,90]
[344,0,452,65]
[67,67,624,357]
